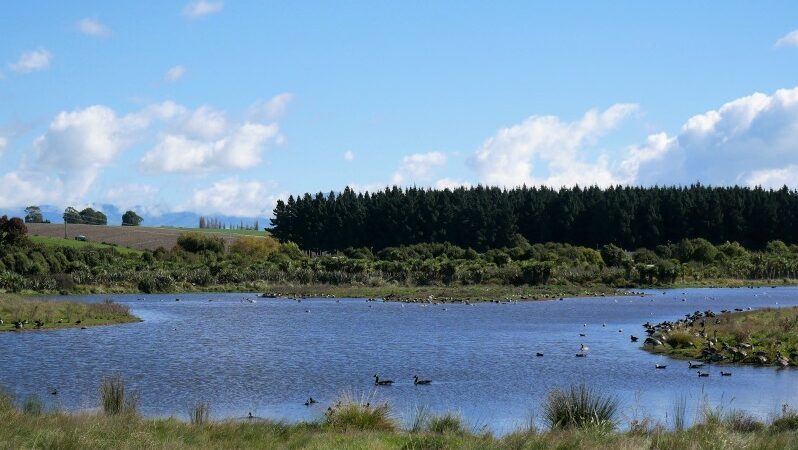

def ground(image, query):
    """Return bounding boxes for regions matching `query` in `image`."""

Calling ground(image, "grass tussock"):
[323,391,397,432]
[427,412,467,434]
[22,395,44,416]
[664,331,696,349]
[543,384,619,431]
[100,376,138,416]
[189,402,210,425]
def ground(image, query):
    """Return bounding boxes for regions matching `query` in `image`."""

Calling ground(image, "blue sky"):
[2,1,798,219]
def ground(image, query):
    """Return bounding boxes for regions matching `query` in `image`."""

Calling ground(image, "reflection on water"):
[2,287,797,434]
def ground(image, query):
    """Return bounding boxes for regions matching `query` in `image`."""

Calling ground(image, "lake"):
[2,287,798,434]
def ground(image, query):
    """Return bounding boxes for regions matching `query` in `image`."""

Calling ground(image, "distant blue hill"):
[0,204,266,229]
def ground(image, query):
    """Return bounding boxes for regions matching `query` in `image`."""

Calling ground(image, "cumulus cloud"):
[182,1,224,19]
[9,49,51,73]
[140,122,279,173]
[248,93,294,121]
[343,150,354,161]
[177,105,227,140]
[775,30,798,48]
[164,65,186,82]
[33,105,130,197]
[629,86,798,187]
[77,18,111,37]
[179,178,280,217]
[472,104,638,187]
[392,151,448,185]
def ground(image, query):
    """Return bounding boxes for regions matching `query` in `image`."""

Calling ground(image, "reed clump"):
[189,402,210,425]
[543,384,619,431]
[100,376,138,416]
[323,392,396,432]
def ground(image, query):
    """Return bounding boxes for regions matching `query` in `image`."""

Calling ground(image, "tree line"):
[51,206,141,226]
[270,185,798,252]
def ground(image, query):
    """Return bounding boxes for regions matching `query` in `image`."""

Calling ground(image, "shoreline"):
[10,278,798,302]
[642,306,798,367]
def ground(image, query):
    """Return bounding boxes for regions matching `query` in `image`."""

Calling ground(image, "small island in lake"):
[0,295,139,332]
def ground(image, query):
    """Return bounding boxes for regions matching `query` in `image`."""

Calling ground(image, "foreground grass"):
[3,392,798,449]
[0,295,139,332]
[645,306,798,367]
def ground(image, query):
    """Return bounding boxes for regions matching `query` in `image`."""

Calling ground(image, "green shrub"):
[177,232,225,254]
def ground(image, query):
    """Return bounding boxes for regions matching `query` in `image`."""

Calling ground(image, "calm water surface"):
[2,287,798,434]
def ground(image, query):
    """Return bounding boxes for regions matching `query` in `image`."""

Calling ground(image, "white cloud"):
[31,102,178,203]
[0,136,7,154]
[343,150,354,161]
[140,122,280,173]
[179,178,279,217]
[347,182,390,194]
[9,49,51,73]
[628,86,798,187]
[472,103,638,187]
[77,18,111,37]
[775,30,798,48]
[178,105,227,139]
[745,165,798,188]
[392,151,448,185]
[182,1,224,19]
[248,93,294,121]
[0,171,64,208]
[164,65,186,82]
[33,105,129,198]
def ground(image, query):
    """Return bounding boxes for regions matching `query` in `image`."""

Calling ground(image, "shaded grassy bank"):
[644,306,798,367]
[3,382,798,449]
[0,295,139,332]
